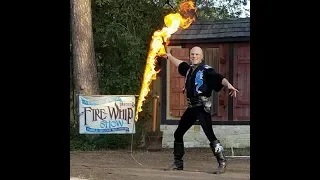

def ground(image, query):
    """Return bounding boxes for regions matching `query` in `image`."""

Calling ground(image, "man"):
[164,46,239,174]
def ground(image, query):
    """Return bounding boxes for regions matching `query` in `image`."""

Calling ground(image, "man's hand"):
[163,52,183,67]
[221,78,239,97]
[227,84,239,97]
[162,53,171,60]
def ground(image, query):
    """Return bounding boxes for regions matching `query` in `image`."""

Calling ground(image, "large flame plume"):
[135,1,197,121]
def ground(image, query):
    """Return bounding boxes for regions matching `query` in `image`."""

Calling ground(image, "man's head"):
[190,46,203,65]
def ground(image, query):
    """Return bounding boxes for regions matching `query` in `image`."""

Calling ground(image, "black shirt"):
[178,61,225,99]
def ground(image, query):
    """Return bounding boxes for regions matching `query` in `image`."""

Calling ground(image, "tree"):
[92,0,167,95]
[195,0,249,19]
[71,0,100,96]
[160,0,249,20]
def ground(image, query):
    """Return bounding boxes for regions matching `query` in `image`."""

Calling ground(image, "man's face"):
[190,47,203,65]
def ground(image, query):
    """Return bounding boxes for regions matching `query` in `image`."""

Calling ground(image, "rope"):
[130,121,142,166]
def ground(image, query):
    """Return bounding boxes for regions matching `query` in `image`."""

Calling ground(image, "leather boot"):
[165,141,184,170]
[210,140,227,174]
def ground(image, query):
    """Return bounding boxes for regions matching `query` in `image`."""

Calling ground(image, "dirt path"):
[70,148,250,180]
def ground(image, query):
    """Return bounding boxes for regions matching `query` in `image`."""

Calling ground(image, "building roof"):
[169,17,250,42]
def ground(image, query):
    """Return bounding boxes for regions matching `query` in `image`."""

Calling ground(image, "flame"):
[135,0,196,121]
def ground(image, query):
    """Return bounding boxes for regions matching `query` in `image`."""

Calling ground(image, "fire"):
[135,0,196,121]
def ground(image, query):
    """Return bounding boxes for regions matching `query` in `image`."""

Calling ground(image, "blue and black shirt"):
[178,61,225,100]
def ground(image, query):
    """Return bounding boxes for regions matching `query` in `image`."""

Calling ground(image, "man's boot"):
[165,141,184,170]
[210,140,227,174]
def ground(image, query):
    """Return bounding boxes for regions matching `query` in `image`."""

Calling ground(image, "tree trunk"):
[71,0,99,95]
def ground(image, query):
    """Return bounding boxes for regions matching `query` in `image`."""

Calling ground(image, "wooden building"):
[151,17,250,148]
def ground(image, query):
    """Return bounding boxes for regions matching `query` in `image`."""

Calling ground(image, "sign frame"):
[78,95,136,134]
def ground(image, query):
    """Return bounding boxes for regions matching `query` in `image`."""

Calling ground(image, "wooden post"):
[152,95,160,132]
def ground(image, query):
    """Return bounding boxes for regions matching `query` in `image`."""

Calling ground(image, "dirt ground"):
[70,148,250,180]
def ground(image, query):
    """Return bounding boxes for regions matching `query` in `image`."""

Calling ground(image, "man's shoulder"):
[180,62,191,70]
[180,61,190,66]
[179,61,190,69]
[178,61,191,76]
[203,64,213,70]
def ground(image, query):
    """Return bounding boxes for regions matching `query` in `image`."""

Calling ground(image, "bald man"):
[164,46,239,174]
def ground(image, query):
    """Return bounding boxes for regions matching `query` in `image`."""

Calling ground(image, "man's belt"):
[187,102,202,108]
[187,97,199,107]
[187,96,212,113]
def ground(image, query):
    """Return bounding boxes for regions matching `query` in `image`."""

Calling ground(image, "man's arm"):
[205,68,225,92]
[221,78,232,88]
[166,53,183,67]
[165,52,189,77]
[221,77,239,97]
[206,68,234,87]
[206,68,238,96]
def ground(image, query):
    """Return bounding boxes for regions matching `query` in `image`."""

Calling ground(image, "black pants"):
[174,106,217,143]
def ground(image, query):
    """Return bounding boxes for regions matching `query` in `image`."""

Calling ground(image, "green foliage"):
[195,0,249,20]
[160,0,249,20]
[92,0,168,95]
